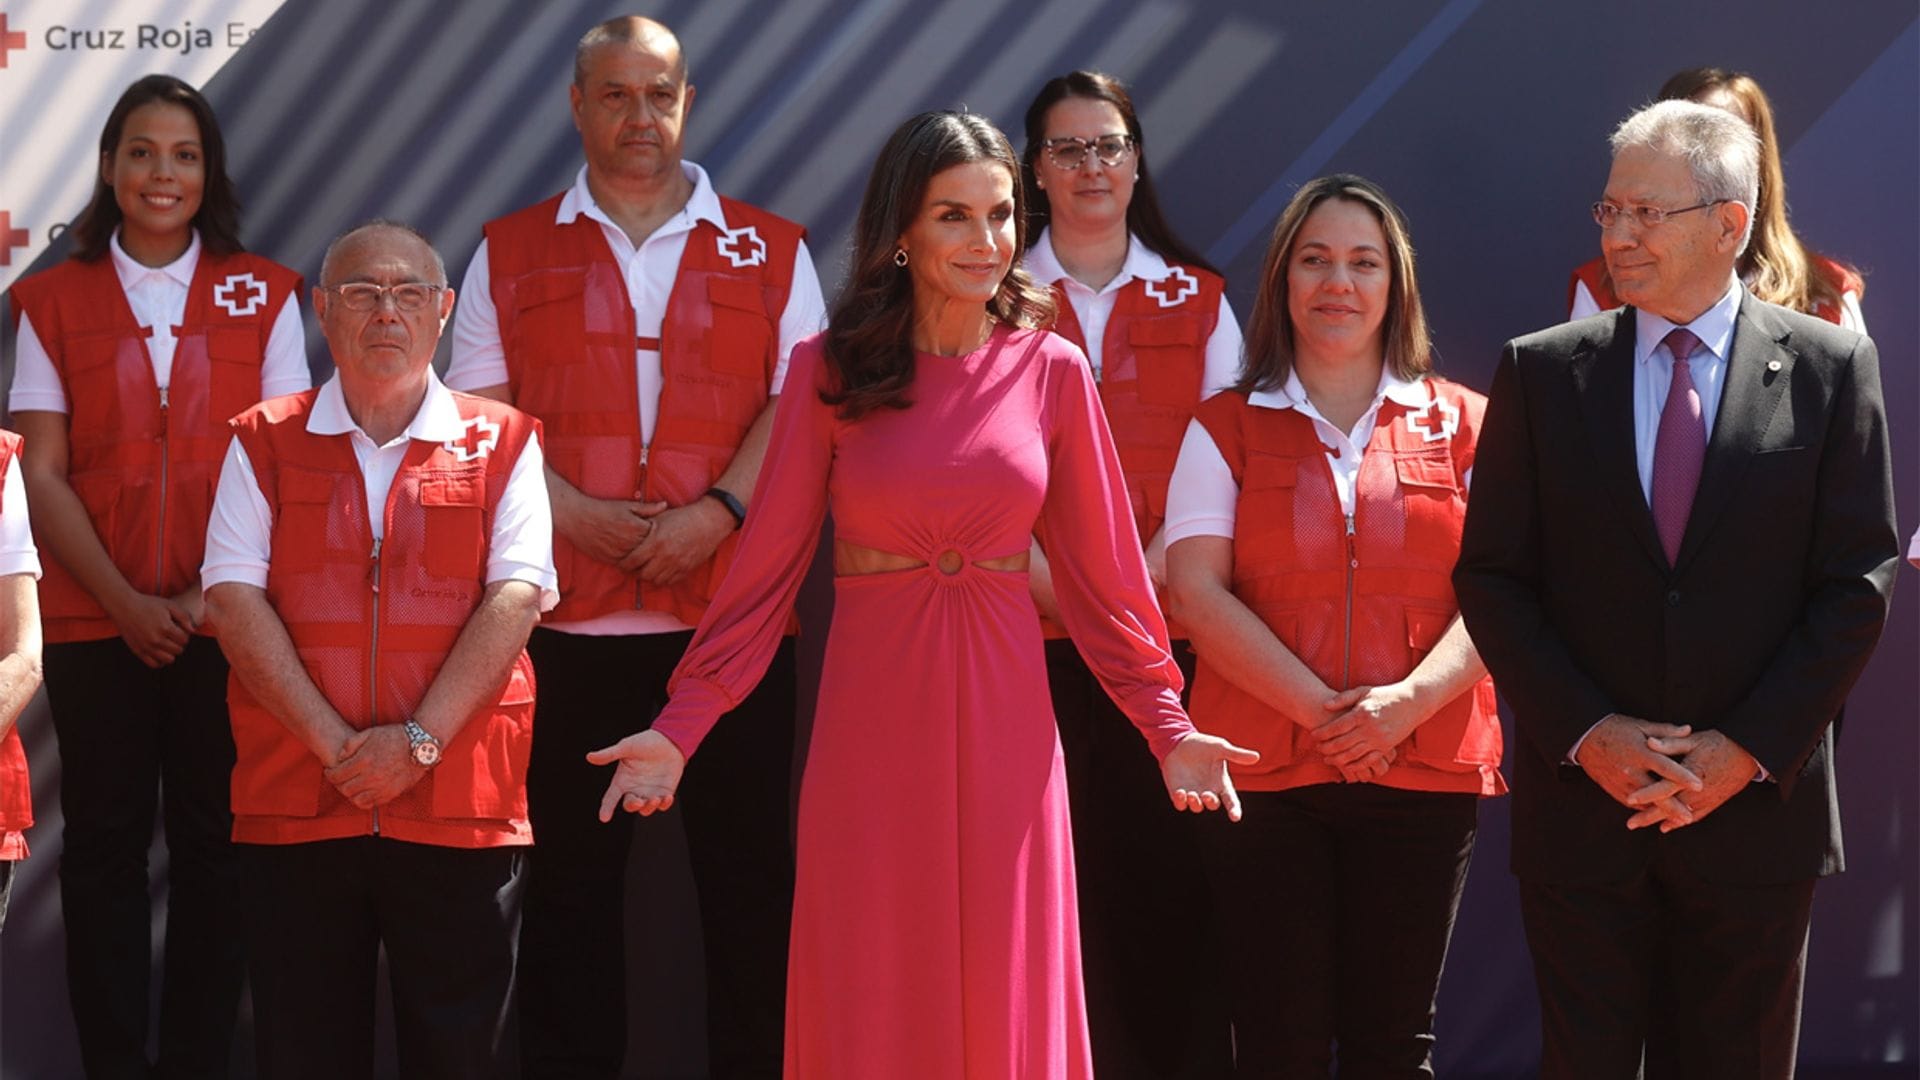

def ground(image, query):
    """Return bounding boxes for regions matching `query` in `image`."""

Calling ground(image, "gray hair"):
[1611,99,1760,254]
[319,220,447,287]
[573,16,686,87]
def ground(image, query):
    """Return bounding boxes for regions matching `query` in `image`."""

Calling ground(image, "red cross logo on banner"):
[717,225,766,268]
[444,416,500,462]
[1405,396,1460,443]
[1144,266,1198,308]
[0,14,26,69]
[213,273,268,317]
[0,211,27,267]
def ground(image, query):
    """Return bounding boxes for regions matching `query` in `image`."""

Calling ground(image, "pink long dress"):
[650,324,1193,1079]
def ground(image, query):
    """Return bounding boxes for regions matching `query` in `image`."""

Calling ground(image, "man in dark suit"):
[1455,99,1898,1078]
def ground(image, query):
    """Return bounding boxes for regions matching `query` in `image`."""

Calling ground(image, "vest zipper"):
[634,444,650,611]
[1342,512,1357,690]
[155,385,170,589]
[368,536,383,836]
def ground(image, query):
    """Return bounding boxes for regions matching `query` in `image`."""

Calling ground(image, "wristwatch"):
[403,719,442,767]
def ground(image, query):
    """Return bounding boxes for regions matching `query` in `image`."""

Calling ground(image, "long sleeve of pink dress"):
[650,326,1192,1079]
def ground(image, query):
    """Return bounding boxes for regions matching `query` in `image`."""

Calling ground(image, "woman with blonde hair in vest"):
[6,73,309,1077]
[1166,174,1504,1077]
[1570,67,1866,330]
[1018,69,1240,1079]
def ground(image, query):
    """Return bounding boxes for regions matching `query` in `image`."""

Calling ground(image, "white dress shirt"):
[10,230,311,414]
[201,370,558,612]
[447,161,827,636]
[1630,278,1740,504]
[1164,367,1438,544]
[1025,228,1242,395]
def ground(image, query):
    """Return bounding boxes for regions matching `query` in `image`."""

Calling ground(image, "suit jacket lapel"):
[1676,293,1791,569]
[1570,310,1666,570]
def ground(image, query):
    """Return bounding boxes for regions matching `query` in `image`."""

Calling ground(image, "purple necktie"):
[1651,327,1706,564]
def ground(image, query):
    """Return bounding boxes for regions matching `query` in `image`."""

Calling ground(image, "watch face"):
[413,740,441,766]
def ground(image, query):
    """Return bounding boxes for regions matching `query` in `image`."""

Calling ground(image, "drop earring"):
[894,248,909,267]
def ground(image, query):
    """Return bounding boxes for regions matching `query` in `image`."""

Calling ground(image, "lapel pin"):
[1767,360,1782,372]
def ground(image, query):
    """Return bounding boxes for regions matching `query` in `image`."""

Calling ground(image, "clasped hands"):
[1306,681,1426,784]
[1575,714,1761,833]
[322,725,427,810]
[568,493,735,587]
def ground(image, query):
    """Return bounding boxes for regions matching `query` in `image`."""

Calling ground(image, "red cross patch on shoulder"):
[717,225,767,268]
[1404,396,1460,443]
[445,416,500,462]
[213,273,268,317]
[1143,266,1198,308]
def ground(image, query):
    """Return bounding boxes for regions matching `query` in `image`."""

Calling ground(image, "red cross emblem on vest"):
[214,273,268,317]
[1144,266,1198,308]
[444,416,500,462]
[1404,396,1460,443]
[717,225,766,268]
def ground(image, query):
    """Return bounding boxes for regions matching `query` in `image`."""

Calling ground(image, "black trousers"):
[1196,783,1479,1079]
[517,628,797,1080]
[1520,843,1817,1080]
[1046,638,1231,1079]
[45,635,244,1080]
[238,837,522,1080]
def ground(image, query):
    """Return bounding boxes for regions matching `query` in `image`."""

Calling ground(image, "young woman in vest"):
[1018,69,1241,1078]
[1166,174,1504,1076]
[1570,67,1866,331]
[7,74,309,1077]
[0,428,45,935]
[587,110,1255,1079]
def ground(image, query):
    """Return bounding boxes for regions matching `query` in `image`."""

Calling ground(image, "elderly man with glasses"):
[202,220,557,1079]
[1455,100,1898,1077]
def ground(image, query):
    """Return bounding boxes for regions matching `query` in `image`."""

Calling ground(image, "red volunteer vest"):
[0,432,31,856]
[226,390,539,848]
[7,252,301,643]
[485,193,803,626]
[1568,255,1862,325]
[1044,266,1223,640]
[1189,382,1504,796]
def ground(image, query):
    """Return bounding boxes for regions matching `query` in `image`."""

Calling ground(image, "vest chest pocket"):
[206,326,266,427]
[1128,315,1204,407]
[705,276,774,379]
[60,333,136,440]
[1235,452,1299,548]
[419,472,487,580]
[1391,448,1464,550]
[509,268,590,367]
[272,466,341,573]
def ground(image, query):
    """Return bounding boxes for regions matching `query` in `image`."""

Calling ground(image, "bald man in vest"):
[447,15,825,1078]
[203,221,557,1078]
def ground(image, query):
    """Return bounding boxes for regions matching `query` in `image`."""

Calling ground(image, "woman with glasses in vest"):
[1166,174,1503,1077]
[6,74,309,1078]
[1018,69,1241,1079]
[1569,67,1865,331]
[587,110,1256,1079]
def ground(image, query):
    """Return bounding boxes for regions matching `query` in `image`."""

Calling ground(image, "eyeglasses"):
[326,282,445,312]
[1041,134,1136,170]
[1590,199,1727,229]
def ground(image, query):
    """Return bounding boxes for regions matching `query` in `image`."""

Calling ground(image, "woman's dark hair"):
[822,111,1054,419]
[69,74,243,262]
[1236,174,1430,395]
[1019,70,1217,275]
[1651,66,1861,313]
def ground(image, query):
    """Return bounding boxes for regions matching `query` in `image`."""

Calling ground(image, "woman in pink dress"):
[589,111,1256,1079]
